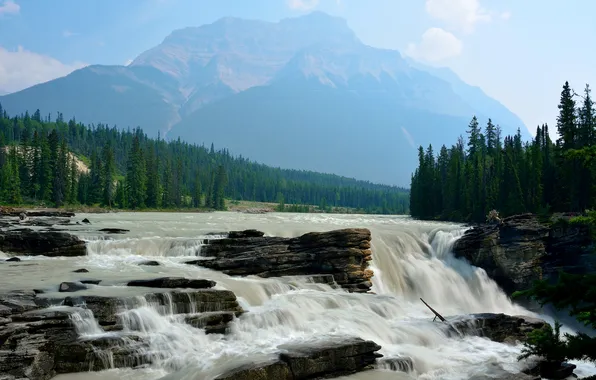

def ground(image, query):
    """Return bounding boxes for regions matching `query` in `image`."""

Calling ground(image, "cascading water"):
[38,212,595,380]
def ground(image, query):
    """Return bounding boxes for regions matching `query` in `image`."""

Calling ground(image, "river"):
[2,212,594,379]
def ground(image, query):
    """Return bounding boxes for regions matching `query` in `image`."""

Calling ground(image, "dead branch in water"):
[420,298,463,337]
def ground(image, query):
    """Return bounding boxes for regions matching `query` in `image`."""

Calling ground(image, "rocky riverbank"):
[452,213,596,295]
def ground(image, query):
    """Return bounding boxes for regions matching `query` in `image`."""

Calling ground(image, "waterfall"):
[51,212,596,379]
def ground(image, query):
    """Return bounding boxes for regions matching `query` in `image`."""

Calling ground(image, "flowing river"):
[2,212,594,380]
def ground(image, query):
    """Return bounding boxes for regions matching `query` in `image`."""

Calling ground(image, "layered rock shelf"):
[186,228,375,293]
[452,213,596,294]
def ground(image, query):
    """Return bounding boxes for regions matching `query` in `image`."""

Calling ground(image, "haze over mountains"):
[0,12,527,186]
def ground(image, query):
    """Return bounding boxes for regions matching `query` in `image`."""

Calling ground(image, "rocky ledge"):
[186,228,374,293]
[452,213,596,294]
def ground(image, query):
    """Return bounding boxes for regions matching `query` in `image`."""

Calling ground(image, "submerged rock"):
[58,282,88,293]
[72,268,89,273]
[189,228,374,293]
[4,257,20,262]
[99,228,129,234]
[215,337,382,380]
[0,229,86,257]
[138,260,160,266]
[127,277,216,289]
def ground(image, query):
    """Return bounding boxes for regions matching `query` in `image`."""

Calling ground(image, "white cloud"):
[406,27,463,62]
[0,46,87,94]
[500,11,511,20]
[425,0,491,34]
[0,0,19,15]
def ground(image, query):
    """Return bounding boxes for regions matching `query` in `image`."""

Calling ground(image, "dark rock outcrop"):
[0,229,86,257]
[214,337,382,380]
[127,277,216,289]
[452,213,596,294]
[138,260,160,266]
[99,228,129,234]
[58,282,88,293]
[72,268,88,273]
[448,313,548,344]
[188,228,374,293]
[4,257,21,262]
[185,311,235,334]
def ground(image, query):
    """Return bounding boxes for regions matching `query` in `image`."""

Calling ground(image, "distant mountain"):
[0,11,527,186]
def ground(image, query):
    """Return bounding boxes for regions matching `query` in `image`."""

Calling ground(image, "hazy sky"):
[0,0,594,135]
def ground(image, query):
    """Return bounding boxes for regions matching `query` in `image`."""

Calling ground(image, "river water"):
[2,212,594,379]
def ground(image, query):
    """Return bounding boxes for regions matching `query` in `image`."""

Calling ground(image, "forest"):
[0,104,409,214]
[410,81,596,223]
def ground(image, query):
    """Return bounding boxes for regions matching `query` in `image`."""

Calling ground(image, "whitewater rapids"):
[2,212,593,380]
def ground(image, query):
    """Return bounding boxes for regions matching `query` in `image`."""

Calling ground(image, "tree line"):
[410,81,596,222]
[0,105,409,213]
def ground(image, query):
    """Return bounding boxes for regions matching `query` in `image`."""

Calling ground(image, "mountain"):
[0,12,527,186]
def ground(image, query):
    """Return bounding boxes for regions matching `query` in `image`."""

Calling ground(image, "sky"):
[0,0,594,135]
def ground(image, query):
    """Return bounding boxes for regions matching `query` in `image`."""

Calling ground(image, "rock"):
[58,282,88,293]
[190,228,374,293]
[138,260,160,266]
[72,268,89,273]
[215,337,382,380]
[0,229,86,257]
[79,279,101,285]
[62,289,244,325]
[448,313,548,344]
[452,213,596,294]
[81,218,90,224]
[99,228,129,234]
[127,277,216,289]
[5,257,20,262]
[185,311,235,334]
[228,229,265,238]
[524,361,577,380]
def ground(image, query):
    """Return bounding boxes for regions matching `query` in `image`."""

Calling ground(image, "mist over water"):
[5,212,595,379]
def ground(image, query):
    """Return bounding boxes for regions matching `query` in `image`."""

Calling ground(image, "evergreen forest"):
[410,81,596,222]
[0,104,409,214]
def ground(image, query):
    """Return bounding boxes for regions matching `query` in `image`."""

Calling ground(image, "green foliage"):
[410,81,596,222]
[518,321,568,363]
[0,106,409,212]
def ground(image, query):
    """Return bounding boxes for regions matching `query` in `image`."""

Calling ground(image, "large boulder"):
[188,228,374,293]
[214,337,382,380]
[452,213,596,294]
[0,229,86,257]
[447,313,548,344]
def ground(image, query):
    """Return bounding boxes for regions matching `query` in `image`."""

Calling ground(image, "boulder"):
[58,282,88,293]
[0,229,86,257]
[127,277,216,289]
[448,313,548,344]
[4,257,20,262]
[138,260,160,266]
[184,311,235,334]
[189,228,374,293]
[72,268,89,273]
[214,337,382,380]
[452,213,596,294]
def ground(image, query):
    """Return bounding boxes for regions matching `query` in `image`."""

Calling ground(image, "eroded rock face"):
[214,337,382,380]
[0,229,86,257]
[189,228,374,293]
[452,213,596,294]
[447,313,548,344]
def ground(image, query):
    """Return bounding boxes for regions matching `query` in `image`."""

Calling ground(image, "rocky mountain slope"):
[0,12,527,185]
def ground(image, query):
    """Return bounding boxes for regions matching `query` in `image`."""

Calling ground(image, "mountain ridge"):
[0,11,527,186]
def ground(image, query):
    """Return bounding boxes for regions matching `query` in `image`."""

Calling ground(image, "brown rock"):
[188,228,374,293]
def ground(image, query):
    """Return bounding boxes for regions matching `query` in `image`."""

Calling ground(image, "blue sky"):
[0,0,594,136]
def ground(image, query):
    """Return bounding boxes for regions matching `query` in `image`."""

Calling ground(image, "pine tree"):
[126,134,147,209]
[101,141,116,207]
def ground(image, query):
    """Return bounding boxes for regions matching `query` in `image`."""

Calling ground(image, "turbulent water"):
[2,212,594,380]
